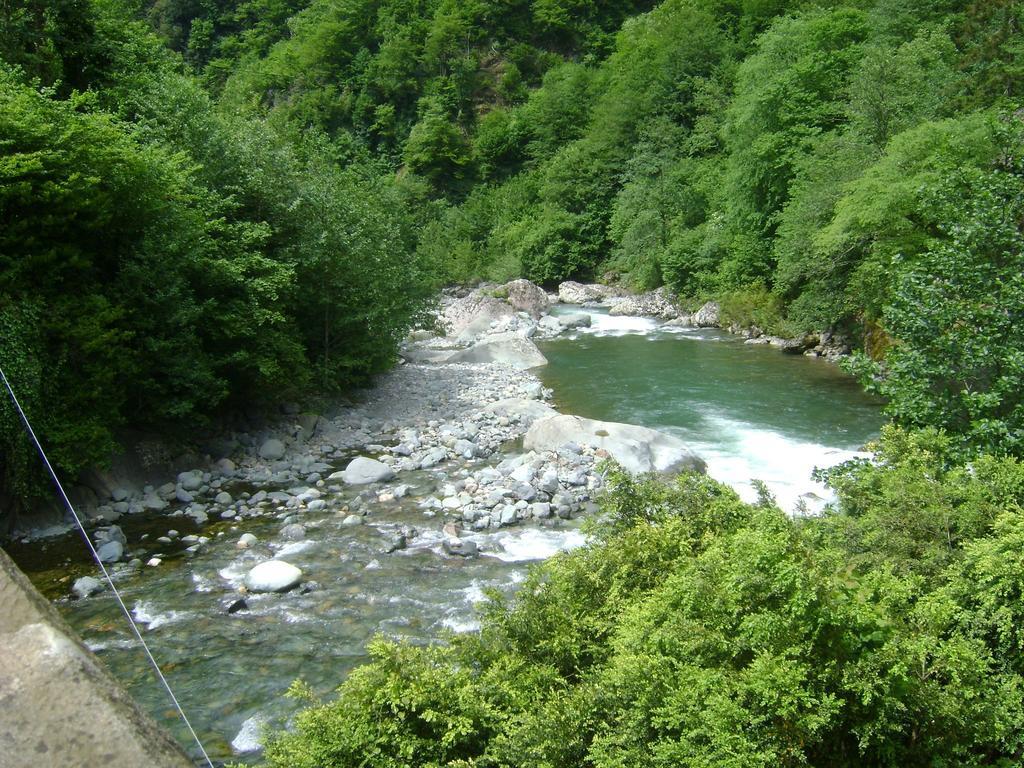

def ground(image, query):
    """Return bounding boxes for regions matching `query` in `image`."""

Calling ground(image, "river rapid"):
[7,304,882,764]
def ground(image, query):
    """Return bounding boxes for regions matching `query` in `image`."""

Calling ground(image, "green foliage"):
[264,431,1024,765]
[0,6,432,513]
[844,123,1024,457]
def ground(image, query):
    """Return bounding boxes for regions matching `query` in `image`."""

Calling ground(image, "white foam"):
[275,540,314,558]
[439,613,481,633]
[579,314,660,337]
[686,415,868,513]
[132,601,190,631]
[485,527,588,563]
[218,559,252,587]
[231,713,267,754]
[462,580,488,604]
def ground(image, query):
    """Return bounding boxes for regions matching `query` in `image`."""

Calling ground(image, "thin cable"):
[0,366,215,768]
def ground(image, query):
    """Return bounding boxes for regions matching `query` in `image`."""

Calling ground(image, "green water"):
[538,315,883,509]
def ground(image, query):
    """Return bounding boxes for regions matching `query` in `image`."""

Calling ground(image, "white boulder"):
[524,415,705,475]
[335,456,395,485]
[243,560,303,593]
[446,333,548,370]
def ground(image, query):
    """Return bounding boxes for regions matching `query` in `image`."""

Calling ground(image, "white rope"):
[0,366,215,768]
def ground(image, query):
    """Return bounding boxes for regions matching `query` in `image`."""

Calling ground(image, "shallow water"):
[9,312,882,764]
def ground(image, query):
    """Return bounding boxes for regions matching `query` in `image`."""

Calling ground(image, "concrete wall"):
[0,547,195,768]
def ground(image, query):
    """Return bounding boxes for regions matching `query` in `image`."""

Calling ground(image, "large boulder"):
[96,540,123,564]
[244,560,303,593]
[334,456,395,485]
[442,291,515,338]
[560,312,592,329]
[524,415,705,475]
[446,333,548,370]
[557,281,623,305]
[608,287,680,319]
[259,438,286,461]
[502,279,549,318]
[692,301,721,328]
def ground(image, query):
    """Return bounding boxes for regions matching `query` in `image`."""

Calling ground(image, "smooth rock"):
[177,471,203,491]
[342,514,363,526]
[72,576,103,599]
[215,491,232,505]
[142,495,168,511]
[236,533,258,549]
[525,414,706,475]
[338,456,395,485]
[96,540,123,563]
[280,523,306,540]
[560,312,592,329]
[243,560,303,593]
[483,398,557,426]
[446,333,548,370]
[226,598,249,615]
[259,439,286,461]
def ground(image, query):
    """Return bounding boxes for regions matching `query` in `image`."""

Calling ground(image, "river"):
[7,310,882,764]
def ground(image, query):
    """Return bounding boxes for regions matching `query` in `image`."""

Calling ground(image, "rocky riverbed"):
[21,279,721,599]
[7,278,881,761]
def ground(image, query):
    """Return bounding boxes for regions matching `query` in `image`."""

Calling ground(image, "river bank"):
[5,278,882,761]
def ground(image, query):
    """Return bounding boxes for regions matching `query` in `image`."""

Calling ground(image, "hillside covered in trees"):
[2,0,1023,507]
[5,0,1024,763]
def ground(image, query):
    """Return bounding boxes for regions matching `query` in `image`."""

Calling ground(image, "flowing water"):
[540,309,883,510]
[8,311,883,764]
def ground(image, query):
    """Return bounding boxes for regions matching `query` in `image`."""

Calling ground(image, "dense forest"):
[4,0,1024,763]
[2,0,1023,500]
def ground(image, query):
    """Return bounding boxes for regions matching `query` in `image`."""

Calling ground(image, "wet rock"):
[175,487,194,504]
[443,538,479,558]
[96,540,123,563]
[336,456,395,485]
[215,491,232,505]
[244,560,303,593]
[342,514,363,526]
[226,598,249,614]
[560,312,592,329]
[280,523,306,540]
[499,505,518,526]
[72,576,103,599]
[530,502,552,519]
[110,487,129,502]
[383,533,408,553]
